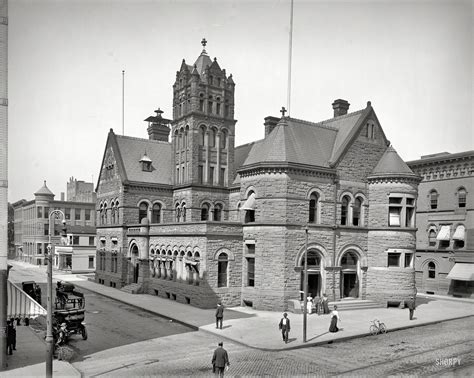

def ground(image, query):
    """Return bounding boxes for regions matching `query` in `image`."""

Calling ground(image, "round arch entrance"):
[340,250,360,298]
[299,249,325,299]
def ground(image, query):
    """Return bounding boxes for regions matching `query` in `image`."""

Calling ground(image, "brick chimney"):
[264,116,280,137]
[145,108,171,142]
[332,99,350,117]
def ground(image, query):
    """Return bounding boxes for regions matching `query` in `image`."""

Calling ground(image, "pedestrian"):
[278,312,291,343]
[329,305,341,333]
[322,293,330,314]
[211,341,230,377]
[406,296,416,320]
[6,319,14,355]
[11,319,16,351]
[215,302,224,329]
[306,295,313,314]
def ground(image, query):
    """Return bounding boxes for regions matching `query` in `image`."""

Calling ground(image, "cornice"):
[238,162,336,179]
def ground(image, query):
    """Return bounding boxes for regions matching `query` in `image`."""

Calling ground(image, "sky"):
[7,0,473,202]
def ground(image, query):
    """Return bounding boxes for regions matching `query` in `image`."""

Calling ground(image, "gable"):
[96,133,127,195]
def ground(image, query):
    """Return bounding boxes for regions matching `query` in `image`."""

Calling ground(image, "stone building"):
[95,41,420,310]
[67,176,97,203]
[12,181,96,268]
[407,151,473,298]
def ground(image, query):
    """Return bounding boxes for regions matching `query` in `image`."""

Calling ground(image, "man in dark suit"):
[215,302,224,329]
[211,341,229,377]
[279,312,291,343]
[406,296,416,320]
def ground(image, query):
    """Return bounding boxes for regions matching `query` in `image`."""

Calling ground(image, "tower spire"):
[201,38,207,54]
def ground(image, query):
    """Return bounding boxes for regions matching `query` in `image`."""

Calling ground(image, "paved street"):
[72,317,474,376]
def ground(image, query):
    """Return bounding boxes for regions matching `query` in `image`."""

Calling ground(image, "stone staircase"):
[120,283,143,294]
[328,299,384,311]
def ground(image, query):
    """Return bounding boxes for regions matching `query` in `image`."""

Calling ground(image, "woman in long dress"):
[329,305,341,333]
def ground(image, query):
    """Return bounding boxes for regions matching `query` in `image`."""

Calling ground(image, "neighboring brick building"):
[12,181,96,270]
[67,176,97,203]
[95,41,421,310]
[407,151,473,298]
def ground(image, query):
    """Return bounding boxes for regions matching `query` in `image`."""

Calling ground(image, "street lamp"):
[303,225,308,343]
[46,210,65,378]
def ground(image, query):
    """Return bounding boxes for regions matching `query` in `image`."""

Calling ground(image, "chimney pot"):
[264,116,280,137]
[332,99,350,117]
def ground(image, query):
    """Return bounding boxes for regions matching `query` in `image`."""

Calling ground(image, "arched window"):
[428,229,437,246]
[216,97,221,115]
[353,197,362,226]
[428,262,436,279]
[243,192,256,223]
[309,192,319,224]
[214,204,222,221]
[103,203,108,224]
[458,188,467,208]
[201,203,210,221]
[305,250,321,267]
[138,202,148,223]
[182,205,186,222]
[209,129,216,148]
[221,130,227,149]
[430,190,438,210]
[99,204,104,225]
[151,203,161,223]
[217,253,228,287]
[175,204,181,222]
[199,94,204,112]
[341,251,358,267]
[341,196,350,225]
[199,126,206,146]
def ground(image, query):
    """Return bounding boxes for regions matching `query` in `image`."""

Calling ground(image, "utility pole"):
[0,0,8,371]
[303,225,308,342]
[46,210,65,377]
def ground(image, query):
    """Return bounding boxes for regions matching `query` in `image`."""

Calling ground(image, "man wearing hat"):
[406,296,416,320]
[278,312,291,343]
[211,341,229,377]
[215,302,224,329]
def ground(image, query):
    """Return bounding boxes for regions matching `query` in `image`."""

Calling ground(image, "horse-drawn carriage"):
[53,281,87,344]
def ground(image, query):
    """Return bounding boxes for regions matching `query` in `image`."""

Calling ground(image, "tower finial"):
[280,106,287,117]
[201,38,207,54]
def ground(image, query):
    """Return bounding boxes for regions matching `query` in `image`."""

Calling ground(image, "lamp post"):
[46,210,65,378]
[303,225,308,342]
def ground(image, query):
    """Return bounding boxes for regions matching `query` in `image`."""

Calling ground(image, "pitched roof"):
[115,135,172,185]
[370,146,416,176]
[243,118,338,167]
[239,104,389,171]
[34,181,55,196]
[194,51,212,75]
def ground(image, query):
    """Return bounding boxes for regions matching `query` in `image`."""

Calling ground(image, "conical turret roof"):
[370,146,416,177]
[34,181,55,196]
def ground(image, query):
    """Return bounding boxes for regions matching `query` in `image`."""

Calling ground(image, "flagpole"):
[122,70,125,136]
[287,0,294,116]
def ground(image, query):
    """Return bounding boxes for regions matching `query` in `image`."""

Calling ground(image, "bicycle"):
[369,319,387,335]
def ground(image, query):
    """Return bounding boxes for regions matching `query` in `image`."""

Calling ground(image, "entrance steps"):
[328,299,383,311]
[120,283,143,294]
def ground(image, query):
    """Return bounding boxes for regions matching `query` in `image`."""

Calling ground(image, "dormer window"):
[140,153,152,172]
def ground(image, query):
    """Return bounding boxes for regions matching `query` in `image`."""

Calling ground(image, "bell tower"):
[171,39,236,188]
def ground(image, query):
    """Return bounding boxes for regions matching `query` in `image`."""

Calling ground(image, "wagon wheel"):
[81,326,88,340]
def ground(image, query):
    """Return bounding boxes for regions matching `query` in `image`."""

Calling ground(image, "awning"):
[7,280,47,319]
[446,263,474,281]
[241,193,256,211]
[453,225,465,241]
[436,225,451,241]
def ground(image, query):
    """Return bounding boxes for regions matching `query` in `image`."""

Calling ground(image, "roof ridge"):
[319,108,365,125]
[287,117,338,131]
[116,135,171,145]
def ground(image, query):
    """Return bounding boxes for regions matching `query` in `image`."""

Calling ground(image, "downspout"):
[332,176,339,302]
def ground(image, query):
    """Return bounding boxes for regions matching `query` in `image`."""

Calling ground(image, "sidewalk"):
[3,325,80,377]
[68,276,474,351]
